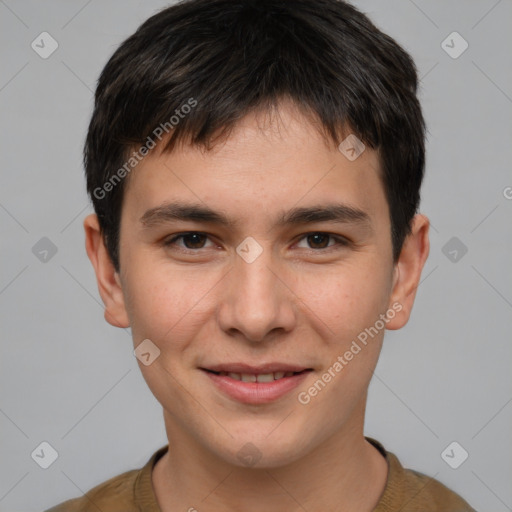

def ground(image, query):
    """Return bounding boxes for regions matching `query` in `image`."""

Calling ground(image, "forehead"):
[121,102,389,229]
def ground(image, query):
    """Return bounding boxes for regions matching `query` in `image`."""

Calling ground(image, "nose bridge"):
[218,244,295,341]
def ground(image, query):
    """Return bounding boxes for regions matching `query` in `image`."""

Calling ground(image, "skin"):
[84,99,429,511]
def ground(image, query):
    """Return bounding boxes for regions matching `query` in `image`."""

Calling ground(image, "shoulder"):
[44,468,140,512]
[393,462,476,511]
[367,437,477,512]
[44,445,168,512]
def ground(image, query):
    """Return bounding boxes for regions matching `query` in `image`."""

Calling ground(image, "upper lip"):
[202,363,311,374]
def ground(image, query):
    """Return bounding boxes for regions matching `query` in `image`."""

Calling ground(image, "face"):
[86,100,428,468]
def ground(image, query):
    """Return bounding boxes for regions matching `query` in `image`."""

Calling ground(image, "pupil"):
[184,234,205,248]
[308,234,328,248]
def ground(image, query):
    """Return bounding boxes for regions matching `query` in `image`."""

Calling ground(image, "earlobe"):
[83,214,131,328]
[386,214,430,331]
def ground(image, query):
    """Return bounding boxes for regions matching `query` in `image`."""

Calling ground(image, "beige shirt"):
[45,437,476,511]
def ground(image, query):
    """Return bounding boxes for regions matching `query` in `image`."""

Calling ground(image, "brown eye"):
[295,232,349,251]
[181,233,207,249]
[306,233,331,249]
[164,232,213,250]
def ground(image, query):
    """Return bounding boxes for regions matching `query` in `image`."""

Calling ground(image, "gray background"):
[1,1,511,511]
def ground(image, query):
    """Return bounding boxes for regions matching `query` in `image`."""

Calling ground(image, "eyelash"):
[162,232,350,253]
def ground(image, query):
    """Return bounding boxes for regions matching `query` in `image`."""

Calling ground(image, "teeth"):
[222,371,297,382]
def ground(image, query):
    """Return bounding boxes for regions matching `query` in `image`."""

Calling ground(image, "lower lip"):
[202,370,311,404]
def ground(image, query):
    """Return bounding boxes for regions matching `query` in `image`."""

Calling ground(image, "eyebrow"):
[139,201,372,231]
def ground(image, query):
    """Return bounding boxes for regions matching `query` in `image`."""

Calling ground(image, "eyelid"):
[294,232,350,250]
[163,231,350,251]
[163,231,216,249]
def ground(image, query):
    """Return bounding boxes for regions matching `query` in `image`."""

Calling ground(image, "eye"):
[162,231,349,253]
[163,232,214,250]
[296,232,349,250]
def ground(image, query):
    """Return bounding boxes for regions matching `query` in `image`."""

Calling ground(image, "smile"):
[212,371,301,382]
[201,366,313,404]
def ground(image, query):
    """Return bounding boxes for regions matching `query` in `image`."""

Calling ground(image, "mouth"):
[200,364,313,404]
[202,368,311,382]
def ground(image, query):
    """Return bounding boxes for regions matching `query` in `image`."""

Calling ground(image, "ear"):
[84,214,130,328]
[385,214,430,330]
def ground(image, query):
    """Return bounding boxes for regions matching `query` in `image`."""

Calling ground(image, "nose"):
[217,248,297,343]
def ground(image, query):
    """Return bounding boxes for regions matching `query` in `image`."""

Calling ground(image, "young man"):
[47,0,476,510]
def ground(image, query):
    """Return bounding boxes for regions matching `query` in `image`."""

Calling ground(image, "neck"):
[153,402,388,512]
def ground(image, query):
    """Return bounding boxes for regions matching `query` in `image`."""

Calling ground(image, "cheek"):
[123,262,216,347]
[291,261,391,341]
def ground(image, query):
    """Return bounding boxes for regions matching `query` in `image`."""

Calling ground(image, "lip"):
[201,366,312,404]
[203,362,309,374]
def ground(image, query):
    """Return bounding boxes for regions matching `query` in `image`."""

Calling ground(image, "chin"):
[218,432,311,469]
